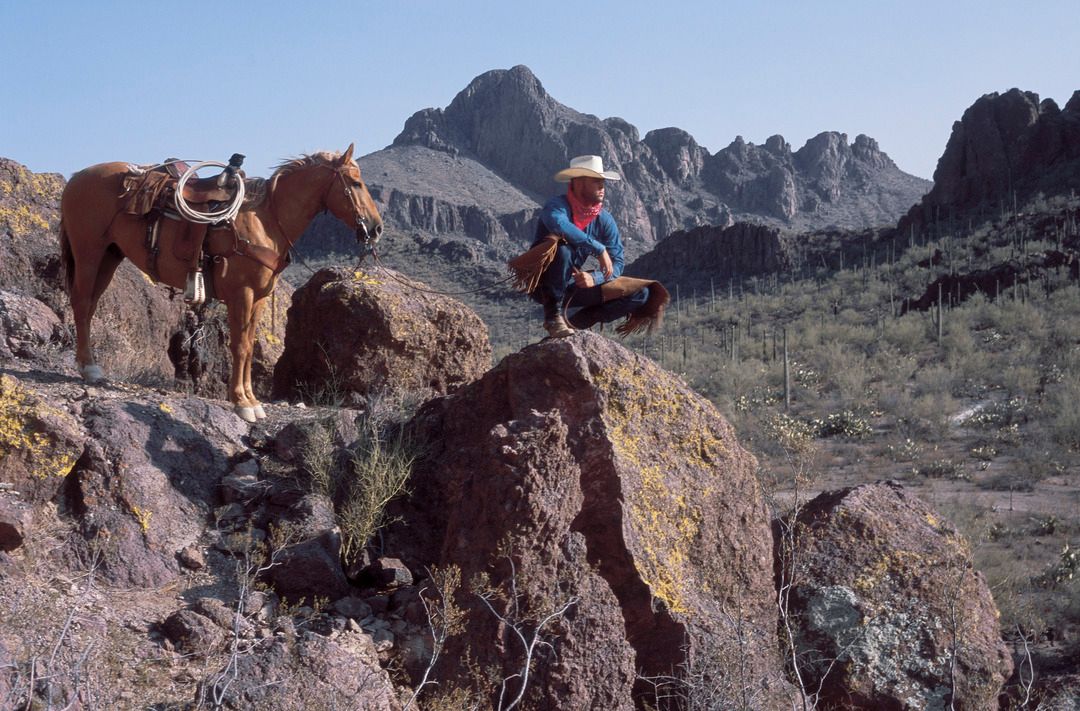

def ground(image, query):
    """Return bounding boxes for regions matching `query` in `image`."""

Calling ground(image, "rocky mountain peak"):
[362,66,931,265]
[903,88,1080,231]
[643,127,706,183]
[764,134,791,155]
[852,133,891,168]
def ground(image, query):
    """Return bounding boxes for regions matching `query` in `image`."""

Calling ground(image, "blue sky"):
[2,0,1077,181]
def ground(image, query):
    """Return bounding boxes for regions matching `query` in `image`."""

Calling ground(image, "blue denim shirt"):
[534,194,624,285]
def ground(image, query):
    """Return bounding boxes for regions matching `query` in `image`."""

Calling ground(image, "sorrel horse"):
[59,143,382,422]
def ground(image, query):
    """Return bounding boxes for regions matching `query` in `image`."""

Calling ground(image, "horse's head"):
[325,143,384,251]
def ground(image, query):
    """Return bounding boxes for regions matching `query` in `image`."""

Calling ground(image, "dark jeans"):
[533,243,649,328]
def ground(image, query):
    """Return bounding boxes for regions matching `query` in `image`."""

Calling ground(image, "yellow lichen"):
[158,402,173,414]
[259,329,282,346]
[593,362,727,615]
[130,505,153,534]
[0,204,51,234]
[352,271,382,286]
[0,375,77,480]
[853,549,932,593]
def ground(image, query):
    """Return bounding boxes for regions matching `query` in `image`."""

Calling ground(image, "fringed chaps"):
[508,235,670,336]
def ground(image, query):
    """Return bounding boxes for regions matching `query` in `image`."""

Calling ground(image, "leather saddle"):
[121,158,244,218]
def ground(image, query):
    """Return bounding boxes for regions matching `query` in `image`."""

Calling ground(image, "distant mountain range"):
[350,65,931,260]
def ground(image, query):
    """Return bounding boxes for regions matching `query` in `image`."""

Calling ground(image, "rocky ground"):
[1,318,1021,709]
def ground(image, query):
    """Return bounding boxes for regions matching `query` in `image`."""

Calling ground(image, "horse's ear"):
[340,143,355,164]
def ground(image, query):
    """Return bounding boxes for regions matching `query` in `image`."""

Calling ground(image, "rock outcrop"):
[272,266,491,403]
[0,363,407,708]
[0,373,84,505]
[393,332,791,709]
[0,158,67,312]
[0,289,68,363]
[783,481,1013,710]
[904,88,1080,230]
[627,221,794,289]
[63,392,250,588]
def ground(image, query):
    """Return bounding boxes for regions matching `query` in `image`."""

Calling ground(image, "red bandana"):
[566,187,602,230]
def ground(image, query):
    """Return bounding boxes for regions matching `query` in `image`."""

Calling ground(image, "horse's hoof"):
[80,364,105,384]
[235,405,258,423]
[253,404,267,420]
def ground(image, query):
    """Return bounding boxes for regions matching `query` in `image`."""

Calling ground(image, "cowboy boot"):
[542,300,574,338]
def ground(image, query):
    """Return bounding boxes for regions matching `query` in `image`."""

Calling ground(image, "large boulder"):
[394,332,790,709]
[208,631,400,710]
[272,266,491,403]
[0,290,68,364]
[64,394,249,587]
[783,481,1013,710]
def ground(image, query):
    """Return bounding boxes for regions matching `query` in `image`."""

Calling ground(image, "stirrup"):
[184,270,206,305]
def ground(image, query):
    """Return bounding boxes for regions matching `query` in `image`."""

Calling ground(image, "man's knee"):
[552,243,573,265]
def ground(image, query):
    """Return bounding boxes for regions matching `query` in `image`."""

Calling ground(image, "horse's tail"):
[59,218,74,295]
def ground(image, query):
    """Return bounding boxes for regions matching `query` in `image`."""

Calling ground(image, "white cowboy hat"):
[554,155,621,182]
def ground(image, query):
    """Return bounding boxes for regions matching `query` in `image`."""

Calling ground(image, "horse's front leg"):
[245,297,268,420]
[226,290,259,422]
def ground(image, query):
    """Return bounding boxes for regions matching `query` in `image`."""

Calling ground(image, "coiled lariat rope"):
[174,160,246,223]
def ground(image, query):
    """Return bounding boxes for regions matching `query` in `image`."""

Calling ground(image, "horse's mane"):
[272,150,344,178]
[263,150,354,203]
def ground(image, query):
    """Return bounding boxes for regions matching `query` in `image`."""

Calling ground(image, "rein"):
[368,248,516,296]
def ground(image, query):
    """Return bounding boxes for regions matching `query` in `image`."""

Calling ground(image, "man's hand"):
[573,268,595,288]
[597,249,614,279]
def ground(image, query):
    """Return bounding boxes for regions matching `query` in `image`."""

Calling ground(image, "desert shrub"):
[1044,373,1080,451]
[1033,543,1079,588]
[337,404,425,565]
[761,412,815,454]
[912,457,967,480]
[869,346,918,386]
[964,397,1029,429]
[941,321,989,381]
[809,410,873,439]
[978,469,1035,492]
[298,391,426,567]
[912,363,956,399]
[885,437,923,462]
[990,299,1048,345]
[881,313,930,354]
[817,341,871,404]
[997,362,1041,398]
[893,391,954,441]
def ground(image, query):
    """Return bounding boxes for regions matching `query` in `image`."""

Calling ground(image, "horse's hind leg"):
[76,246,125,382]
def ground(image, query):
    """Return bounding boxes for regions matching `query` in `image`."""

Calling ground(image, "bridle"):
[219,159,381,277]
[327,163,379,254]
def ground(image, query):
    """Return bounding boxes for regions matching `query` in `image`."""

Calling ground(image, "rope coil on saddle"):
[174,160,246,223]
